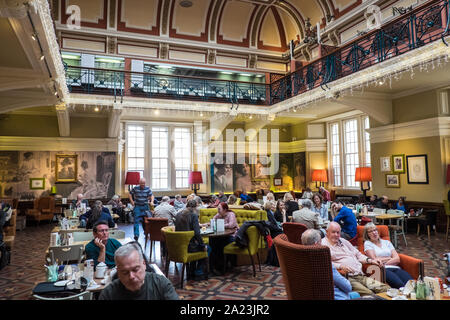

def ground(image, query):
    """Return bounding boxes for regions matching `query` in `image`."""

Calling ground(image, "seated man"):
[85,221,122,269]
[239,191,252,204]
[79,200,111,227]
[83,200,115,229]
[173,194,185,212]
[107,195,126,223]
[292,199,320,230]
[375,196,390,210]
[331,202,357,240]
[217,191,228,203]
[153,196,177,226]
[99,242,179,300]
[321,222,390,296]
[301,229,360,300]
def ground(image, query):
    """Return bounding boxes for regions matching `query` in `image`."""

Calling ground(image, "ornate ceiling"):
[52,0,370,73]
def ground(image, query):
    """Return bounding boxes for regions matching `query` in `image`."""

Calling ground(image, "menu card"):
[216,219,225,232]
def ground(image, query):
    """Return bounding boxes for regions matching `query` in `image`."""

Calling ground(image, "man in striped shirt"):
[129,178,154,241]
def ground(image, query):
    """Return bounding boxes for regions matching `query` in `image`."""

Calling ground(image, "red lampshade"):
[355,167,372,182]
[312,169,328,182]
[125,171,140,185]
[188,171,203,184]
[447,164,450,184]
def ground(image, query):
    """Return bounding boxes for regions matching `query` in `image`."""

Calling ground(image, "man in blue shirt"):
[129,178,154,241]
[239,191,252,203]
[85,221,122,269]
[301,229,360,300]
[332,202,357,240]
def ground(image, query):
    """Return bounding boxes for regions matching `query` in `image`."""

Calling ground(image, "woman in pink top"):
[210,203,239,275]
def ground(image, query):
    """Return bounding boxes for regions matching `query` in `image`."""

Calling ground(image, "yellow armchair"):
[199,208,267,226]
[163,229,209,288]
[223,226,262,276]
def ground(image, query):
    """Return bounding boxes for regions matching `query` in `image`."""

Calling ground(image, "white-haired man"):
[321,222,390,296]
[129,178,154,241]
[99,242,179,300]
[153,196,177,226]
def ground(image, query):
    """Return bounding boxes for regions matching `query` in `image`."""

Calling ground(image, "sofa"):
[199,208,267,226]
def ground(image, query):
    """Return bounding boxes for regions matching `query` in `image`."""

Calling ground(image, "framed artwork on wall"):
[406,154,429,184]
[29,178,45,190]
[380,156,392,172]
[392,154,405,173]
[273,178,282,186]
[55,154,78,182]
[385,174,400,188]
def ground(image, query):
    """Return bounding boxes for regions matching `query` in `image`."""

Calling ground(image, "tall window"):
[330,123,341,186]
[343,119,359,188]
[174,128,191,188]
[328,114,371,189]
[127,125,145,178]
[151,127,169,190]
[363,116,371,166]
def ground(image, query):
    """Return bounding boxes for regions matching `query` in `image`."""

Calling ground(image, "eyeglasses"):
[368,229,378,234]
[96,229,109,233]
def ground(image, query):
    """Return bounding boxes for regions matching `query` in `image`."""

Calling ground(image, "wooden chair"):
[386,209,407,247]
[33,290,92,300]
[273,233,334,300]
[282,222,308,244]
[26,197,55,225]
[48,244,84,265]
[143,217,169,261]
[109,229,126,240]
[417,209,438,241]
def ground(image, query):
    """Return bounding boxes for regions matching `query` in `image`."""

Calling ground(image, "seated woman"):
[227,194,238,205]
[311,193,328,221]
[363,223,413,288]
[85,201,115,230]
[209,202,239,275]
[283,192,299,220]
[395,196,408,213]
[274,199,286,225]
[301,187,313,199]
[266,192,275,202]
[175,199,208,280]
[264,200,283,266]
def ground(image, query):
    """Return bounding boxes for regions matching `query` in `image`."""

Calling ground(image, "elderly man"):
[99,242,179,300]
[331,202,357,240]
[217,191,228,203]
[85,221,122,269]
[173,194,185,212]
[321,222,390,296]
[153,196,177,226]
[292,199,320,229]
[129,178,154,241]
[107,195,126,223]
[375,196,390,210]
[301,229,360,300]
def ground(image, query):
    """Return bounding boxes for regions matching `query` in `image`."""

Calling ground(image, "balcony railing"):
[65,66,268,105]
[270,0,450,104]
[64,0,449,106]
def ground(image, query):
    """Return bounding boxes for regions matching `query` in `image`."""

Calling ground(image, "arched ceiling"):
[57,0,361,54]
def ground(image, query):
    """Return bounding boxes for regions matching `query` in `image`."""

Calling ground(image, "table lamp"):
[125,171,140,192]
[312,169,328,189]
[188,171,203,195]
[355,167,372,201]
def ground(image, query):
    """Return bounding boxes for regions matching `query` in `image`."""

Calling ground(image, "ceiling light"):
[293,108,297,112]
[379,81,383,85]
[249,115,253,119]
[94,107,99,112]
[200,113,204,117]
[256,74,264,77]
[54,91,58,96]
[154,109,160,115]
[221,71,233,75]
[158,65,173,69]
[40,55,45,61]
[239,73,251,77]
[31,34,36,41]
[61,54,81,60]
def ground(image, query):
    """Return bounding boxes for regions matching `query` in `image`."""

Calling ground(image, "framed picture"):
[406,154,429,184]
[55,154,78,182]
[273,178,282,186]
[250,155,270,179]
[392,154,405,173]
[385,174,400,188]
[29,178,45,190]
[380,156,392,172]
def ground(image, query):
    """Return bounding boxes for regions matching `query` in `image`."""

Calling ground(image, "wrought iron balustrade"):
[65,66,268,105]
[269,0,450,104]
[63,0,449,107]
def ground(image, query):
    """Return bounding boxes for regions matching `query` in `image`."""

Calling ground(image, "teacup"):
[387,288,399,297]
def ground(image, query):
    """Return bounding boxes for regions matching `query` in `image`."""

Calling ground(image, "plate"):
[392,295,408,300]
[54,280,70,287]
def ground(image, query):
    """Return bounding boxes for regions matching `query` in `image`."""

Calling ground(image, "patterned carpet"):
[0,220,448,300]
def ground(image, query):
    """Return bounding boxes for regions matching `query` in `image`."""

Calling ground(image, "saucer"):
[54,280,70,287]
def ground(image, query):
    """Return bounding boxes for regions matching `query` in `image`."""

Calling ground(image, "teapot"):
[95,262,107,279]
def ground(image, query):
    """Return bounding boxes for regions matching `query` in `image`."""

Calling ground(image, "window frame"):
[327,114,371,190]
[124,122,193,192]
